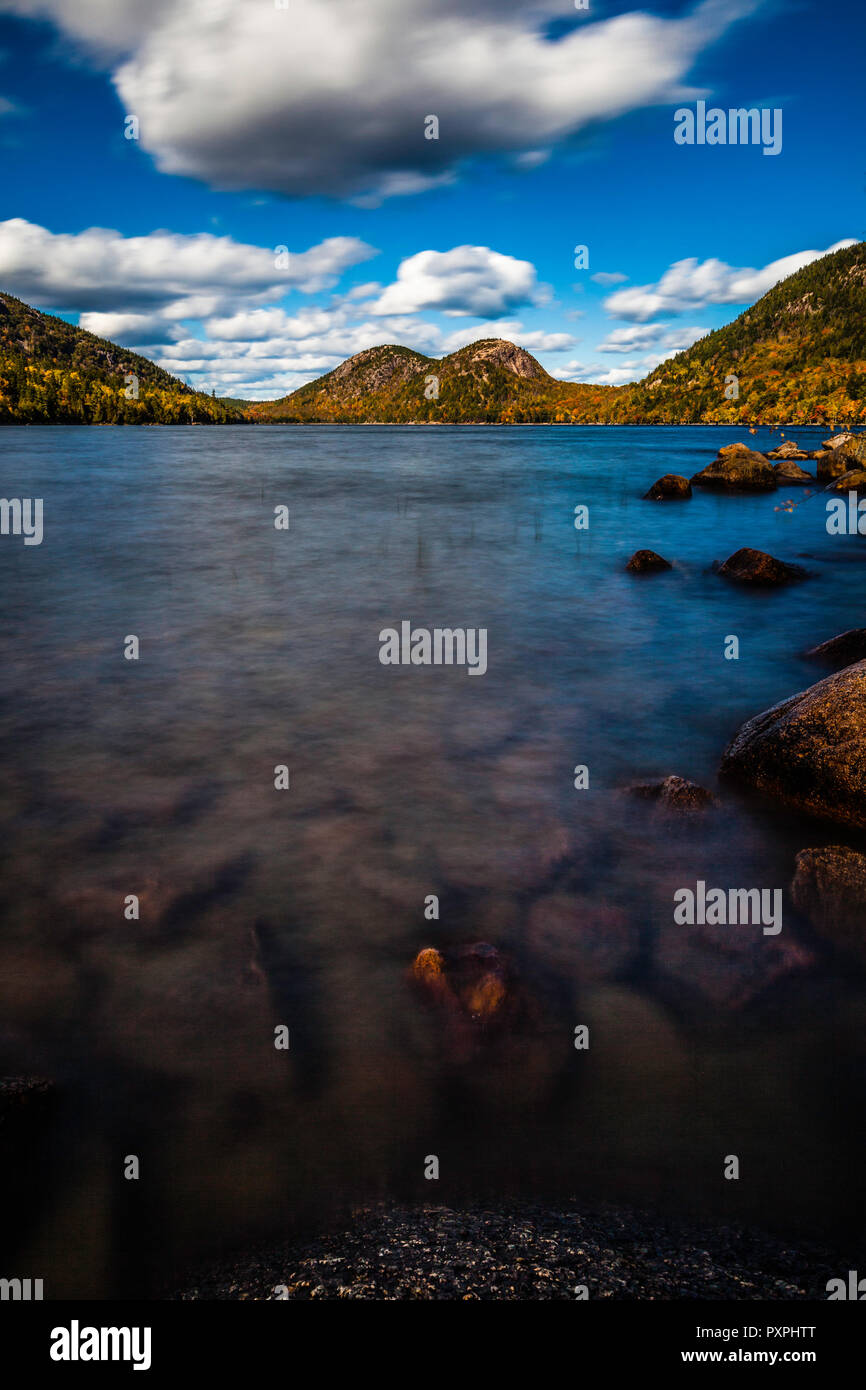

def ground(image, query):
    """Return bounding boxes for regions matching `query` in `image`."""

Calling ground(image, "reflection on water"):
[0,424,864,1295]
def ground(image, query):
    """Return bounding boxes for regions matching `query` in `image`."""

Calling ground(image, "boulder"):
[643,474,692,500]
[830,469,866,491]
[627,774,714,810]
[772,460,814,484]
[805,628,866,669]
[691,443,776,492]
[720,659,866,830]
[823,432,855,451]
[791,846,866,960]
[626,549,671,573]
[838,434,866,465]
[717,547,807,586]
[817,447,856,482]
[767,440,809,461]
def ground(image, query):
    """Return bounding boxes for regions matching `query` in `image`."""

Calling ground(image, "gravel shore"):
[174,1201,846,1300]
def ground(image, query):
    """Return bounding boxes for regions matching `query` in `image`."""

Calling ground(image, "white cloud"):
[596,322,708,354]
[0,218,377,313]
[371,246,543,318]
[591,271,628,285]
[0,0,760,199]
[603,240,858,321]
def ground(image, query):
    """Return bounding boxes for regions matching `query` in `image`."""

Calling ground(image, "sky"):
[0,0,863,399]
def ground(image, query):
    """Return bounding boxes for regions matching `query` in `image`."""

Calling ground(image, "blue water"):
[1,424,864,1294]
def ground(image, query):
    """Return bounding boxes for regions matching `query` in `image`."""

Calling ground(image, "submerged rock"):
[717,547,807,586]
[410,942,512,1026]
[0,1075,55,1124]
[805,628,866,669]
[627,774,714,810]
[526,893,638,980]
[656,910,814,1011]
[691,443,776,492]
[791,845,866,961]
[720,660,866,830]
[626,549,671,573]
[643,474,692,500]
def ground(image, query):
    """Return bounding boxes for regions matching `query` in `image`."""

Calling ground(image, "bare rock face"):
[823,432,855,451]
[717,548,807,586]
[626,549,671,573]
[691,443,776,492]
[772,460,814,484]
[643,474,692,499]
[627,774,714,810]
[791,846,866,960]
[325,346,429,399]
[459,339,548,381]
[805,628,866,670]
[720,660,866,830]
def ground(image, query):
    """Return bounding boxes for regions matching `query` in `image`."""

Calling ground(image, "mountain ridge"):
[2,241,865,425]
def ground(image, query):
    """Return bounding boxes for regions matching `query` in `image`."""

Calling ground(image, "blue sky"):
[0,0,863,397]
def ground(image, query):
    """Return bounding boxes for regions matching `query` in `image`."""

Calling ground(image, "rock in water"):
[772,460,814,484]
[791,846,866,960]
[817,448,856,482]
[691,443,776,492]
[822,432,855,451]
[410,942,512,1026]
[768,440,809,460]
[830,469,866,491]
[627,774,714,810]
[626,549,671,573]
[720,660,866,830]
[717,547,807,586]
[643,474,692,500]
[828,430,866,464]
[806,628,866,669]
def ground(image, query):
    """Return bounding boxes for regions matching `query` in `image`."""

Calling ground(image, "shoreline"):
[172,1199,850,1301]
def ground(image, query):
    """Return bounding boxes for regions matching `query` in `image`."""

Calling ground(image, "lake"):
[1,423,864,1296]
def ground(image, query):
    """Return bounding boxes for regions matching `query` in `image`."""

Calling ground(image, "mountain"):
[611,240,866,425]
[247,337,620,423]
[0,292,243,424]
[250,242,866,426]
[3,240,864,426]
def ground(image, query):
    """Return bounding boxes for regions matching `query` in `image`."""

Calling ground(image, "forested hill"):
[0,293,242,424]
[246,338,621,423]
[3,239,865,425]
[610,240,866,424]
